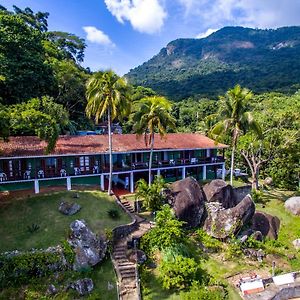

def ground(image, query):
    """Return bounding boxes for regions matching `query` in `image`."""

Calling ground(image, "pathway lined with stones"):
[112,198,152,300]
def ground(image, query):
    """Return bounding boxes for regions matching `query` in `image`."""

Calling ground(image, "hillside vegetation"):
[126,26,300,100]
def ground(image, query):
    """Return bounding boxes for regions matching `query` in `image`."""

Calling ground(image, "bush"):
[107,208,120,219]
[135,176,167,211]
[158,255,199,290]
[0,250,66,288]
[140,205,186,253]
[180,281,228,300]
[61,240,75,265]
[27,223,40,233]
[196,229,222,252]
[225,238,243,260]
[251,189,264,204]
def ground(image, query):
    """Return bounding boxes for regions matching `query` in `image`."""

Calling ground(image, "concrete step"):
[114,250,126,255]
[114,254,127,259]
[119,265,135,271]
[116,258,128,263]
[121,272,136,279]
[117,262,135,267]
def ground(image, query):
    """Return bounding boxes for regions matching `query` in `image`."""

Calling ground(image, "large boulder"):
[204,194,255,239]
[285,197,300,215]
[166,177,206,227]
[250,211,280,240]
[59,201,81,216]
[68,220,107,270]
[203,179,238,208]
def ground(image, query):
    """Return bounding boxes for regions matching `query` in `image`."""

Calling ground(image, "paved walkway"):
[112,199,152,300]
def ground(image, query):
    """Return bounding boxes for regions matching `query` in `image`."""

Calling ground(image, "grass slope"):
[0,190,130,252]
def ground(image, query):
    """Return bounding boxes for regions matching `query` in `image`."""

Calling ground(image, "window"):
[46,158,57,167]
[8,160,13,177]
[79,156,90,171]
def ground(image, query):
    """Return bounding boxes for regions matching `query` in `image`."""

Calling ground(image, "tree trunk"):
[230,142,236,186]
[148,133,154,186]
[108,108,113,195]
[251,166,259,190]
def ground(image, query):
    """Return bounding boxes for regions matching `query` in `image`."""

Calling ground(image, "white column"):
[157,169,161,177]
[203,165,207,180]
[34,179,39,194]
[66,177,71,191]
[222,163,226,180]
[130,172,134,193]
[206,149,211,157]
[100,174,104,191]
[182,167,186,179]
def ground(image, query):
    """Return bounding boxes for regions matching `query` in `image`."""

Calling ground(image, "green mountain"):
[126,26,300,100]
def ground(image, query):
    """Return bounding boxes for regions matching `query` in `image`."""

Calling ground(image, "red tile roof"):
[0,134,228,157]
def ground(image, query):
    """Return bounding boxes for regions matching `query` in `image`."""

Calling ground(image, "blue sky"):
[3,0,300,75]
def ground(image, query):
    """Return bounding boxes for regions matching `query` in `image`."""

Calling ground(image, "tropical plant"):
[85,70,131,195]
[209,85,261,185]
[140,205,186,253]
[132,96,175,185]
[135,175,166,211]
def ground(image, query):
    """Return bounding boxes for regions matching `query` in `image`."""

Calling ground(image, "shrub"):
[158,255,199,290]
[180,281,228,300]
[251,189,264,204]
[107,208,120,219]
[140,205,186,253]
[0,251,66,288]
[196,229,222,252]
[61,240,75,265]
[225,238,243,260]
[135,176,167,211]
[27,223,40,233]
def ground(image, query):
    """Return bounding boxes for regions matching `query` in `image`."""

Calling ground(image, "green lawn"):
[0,190,130,252]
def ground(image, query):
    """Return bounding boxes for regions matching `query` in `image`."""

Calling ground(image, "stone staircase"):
[112,198,152,300]
[121,200,135,214]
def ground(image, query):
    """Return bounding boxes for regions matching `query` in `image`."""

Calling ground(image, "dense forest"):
[126,26,300,100]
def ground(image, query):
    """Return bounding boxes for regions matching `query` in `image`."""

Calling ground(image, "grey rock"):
[68,220,107,270]
[251,211,280,240]
[69,278,94,296]
[204,194,255,239]
[47,284,58,295]
[292,239,300,250]
[203,179,238,208]
[285,197,300,215]
[59,201,81,216]
[166,177,206,227]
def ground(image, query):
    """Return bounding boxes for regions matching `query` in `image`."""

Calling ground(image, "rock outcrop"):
[292,239,300,250]
[285,197,300,215]
[166,177,206,227]
[59,201,81,216]
[250,211,280,240]
[203,179,238,208]
[69,278,94,296]
[204,194,255,239]
[68,220,107,270]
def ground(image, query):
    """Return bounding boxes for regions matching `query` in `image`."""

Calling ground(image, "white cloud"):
[176,0,300,30]
[196,28,218,39]
[104,0,167,34]
[83,26,115,47]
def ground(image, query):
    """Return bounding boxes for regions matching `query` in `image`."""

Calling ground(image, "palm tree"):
[85,70,130,195]
[132,96,176,185]
[209,85,261,185]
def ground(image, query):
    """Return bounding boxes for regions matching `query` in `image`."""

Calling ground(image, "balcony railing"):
[0,156,225,183]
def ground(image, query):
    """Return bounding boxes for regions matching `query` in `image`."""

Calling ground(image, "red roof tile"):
[0,134,228,157]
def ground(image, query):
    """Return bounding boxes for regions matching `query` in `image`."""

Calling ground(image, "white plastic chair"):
[0,172,7,182]
[24,170,31,179]
[60,169,67,177]
[38,170,44,178]
[74,167,81,175]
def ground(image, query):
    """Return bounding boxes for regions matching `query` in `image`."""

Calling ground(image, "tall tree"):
[209,85,261,185]
[132,96,176,185]
[85,70,131,195]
